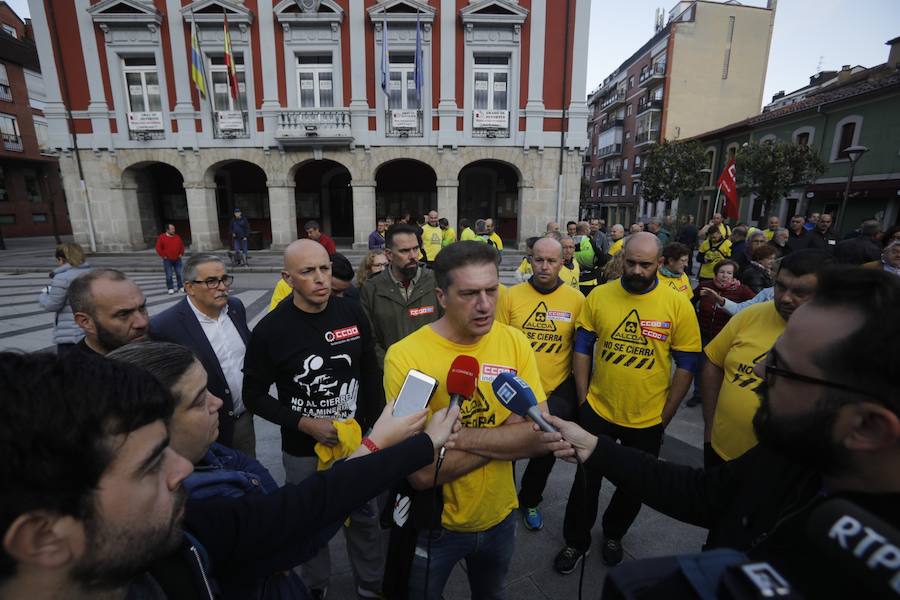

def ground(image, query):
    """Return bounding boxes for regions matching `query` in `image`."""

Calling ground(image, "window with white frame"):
[34,118,49,151]
[209,54,246,112]
[388,53,418,110]
[297,54,334,108]
[473,55,509,111]
[0,113,21,150]
[122,57,162,114]
[0,64,10,102]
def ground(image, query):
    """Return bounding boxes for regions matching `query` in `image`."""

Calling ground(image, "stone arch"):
[457,159,521,245]
[293,159,354,242]
[203,159,272,247]
[120,161,188,246]
[374,158,438,223]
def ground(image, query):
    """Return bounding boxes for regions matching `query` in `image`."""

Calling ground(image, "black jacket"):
[786,228,815,253]
[584,437,900,598]
[150,297,252,448]
[739,263,773,294]
[834,236,882,265]
[809,228,839,253]
[144,433,435,599]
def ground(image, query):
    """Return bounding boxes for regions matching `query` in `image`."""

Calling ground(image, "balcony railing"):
[597,167,622,182]
[1,133,22,151]
[639,63,666,85]
[636,97,664,115]
[213,110,250,139]
[601,91,626,110]
[635,129,660,147]
[275,109,353,146]
[0,85,11,102]
[385,109,423,138]
[598,118,624,133]
[597,143,623,158]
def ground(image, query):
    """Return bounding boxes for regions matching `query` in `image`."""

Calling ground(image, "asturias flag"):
[717,158,740,220]
[190,21,207,98]
[223,11,239,102]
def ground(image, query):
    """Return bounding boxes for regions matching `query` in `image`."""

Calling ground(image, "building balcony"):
[385,109,423,138]
[639,63,666,86]
[597,143,623,158]
[472,109,510,138]
[1,133,22,151]
[636,97,664,116]
[601,91,626,110]
[213,111,250,139]
[0,85,11,103]
[634,129,660,147]
[597,168,622,182]
[598,118,624,133]
[275,109,352,147]
[632,163,642,178]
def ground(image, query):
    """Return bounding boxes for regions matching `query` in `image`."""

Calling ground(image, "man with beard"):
[554,232,702,573]
[361,223,440,368]
[151,255,254,455]
[701,250,833,468]
[810,212,838,252]
[69,268,149,356]
[243,239,385,600]
[540,267,900,599]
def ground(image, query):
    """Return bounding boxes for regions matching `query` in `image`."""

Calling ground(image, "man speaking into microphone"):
[383,241,552,600]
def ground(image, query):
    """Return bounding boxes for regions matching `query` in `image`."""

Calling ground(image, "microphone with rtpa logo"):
[491,372,557,433]
[446,355,479,411]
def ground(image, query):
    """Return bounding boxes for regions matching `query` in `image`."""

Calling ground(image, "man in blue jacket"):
[230,207,251,265]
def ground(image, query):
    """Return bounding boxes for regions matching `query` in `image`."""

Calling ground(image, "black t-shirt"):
[242,296,384,456]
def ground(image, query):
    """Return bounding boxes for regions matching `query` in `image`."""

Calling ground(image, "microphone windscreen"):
[491,371,538,417]
[806,498,900,598]
[447,355,479,398]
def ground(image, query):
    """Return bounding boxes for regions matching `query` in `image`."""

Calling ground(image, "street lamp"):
[836,145,868,235]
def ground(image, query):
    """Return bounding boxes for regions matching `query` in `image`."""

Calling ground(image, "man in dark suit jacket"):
[150,254,254,455]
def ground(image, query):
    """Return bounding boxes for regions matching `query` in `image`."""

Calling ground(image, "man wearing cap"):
[230,208,251,265]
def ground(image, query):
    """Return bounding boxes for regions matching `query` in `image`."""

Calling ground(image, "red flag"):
[223,11,239,102]
[717,158,739,221]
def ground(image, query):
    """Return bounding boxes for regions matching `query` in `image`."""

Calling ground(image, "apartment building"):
[582,0,774,225]
[30,0,591,251]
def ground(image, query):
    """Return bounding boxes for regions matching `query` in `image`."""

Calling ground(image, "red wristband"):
[361,437,380,453]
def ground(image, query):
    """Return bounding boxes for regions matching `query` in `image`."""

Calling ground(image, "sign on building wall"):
[473,110,509,129]
[127,112,163,131]
[390,109,419,129]
[217,111,245,131]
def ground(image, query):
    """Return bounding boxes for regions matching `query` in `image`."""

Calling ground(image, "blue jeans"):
[163,258,183,290]
[233,237,248,256]
[407,511,516,600]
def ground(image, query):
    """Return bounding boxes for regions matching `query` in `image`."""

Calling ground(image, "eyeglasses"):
[190,275,234,289]
[763,347,881,401]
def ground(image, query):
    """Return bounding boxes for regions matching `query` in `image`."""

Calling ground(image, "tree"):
[734,140,825,215]
[639,139,707,210]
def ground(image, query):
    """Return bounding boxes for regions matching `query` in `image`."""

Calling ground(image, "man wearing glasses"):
[539,267,900,598]
[150,254,254,455]
[701,249,833,468]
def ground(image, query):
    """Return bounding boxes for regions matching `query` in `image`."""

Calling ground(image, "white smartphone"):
[393,369,438,417]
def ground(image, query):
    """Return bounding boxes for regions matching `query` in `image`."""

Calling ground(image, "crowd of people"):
[5,207,899,600]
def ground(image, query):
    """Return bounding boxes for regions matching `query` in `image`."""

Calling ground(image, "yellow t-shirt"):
[560,261,581,290]
[268,278,292,312]
[421,224,443,261]
[489,232,504,250]
[608,238,623,256]
[442,228,457,247]
[579,281,701,428]
[516,258,533,280]
[495,281,584,394]
[705,301,785,461]
[658,272,693,300]
[764,229,776,241]
[698,238,732,280]
[384,323,545,532]
[460,227,477,241]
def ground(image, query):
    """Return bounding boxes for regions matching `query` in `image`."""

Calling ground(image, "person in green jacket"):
[360,223,441,367]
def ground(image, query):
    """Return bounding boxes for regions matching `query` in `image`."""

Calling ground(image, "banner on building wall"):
[127,112,164,131]
[390,110,419,129]
[217,111,245,131]
[473,110,509,129]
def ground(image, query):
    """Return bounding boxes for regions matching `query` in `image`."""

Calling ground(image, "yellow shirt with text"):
[698,238,732,279]
[658,272,693,300]
[560,261,581,290]
[579,281,701,428]
[705,301,785,461]
[421,224,444,261]
[384,323,545,532]
[516,258,533,280]
[608,238,623,256]
[496,282,584,394]
[489,232,504,250]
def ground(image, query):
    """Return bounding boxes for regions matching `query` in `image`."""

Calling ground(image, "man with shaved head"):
[554,232,702,573]
[496,236,585,531]
[243,239,386,598]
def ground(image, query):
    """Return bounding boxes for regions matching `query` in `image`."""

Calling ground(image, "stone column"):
[268,179,298,250]
[436,179,459,231]
[518,180,538,248]
[105,181,146,251]
[350,180,376,249]
[183,181,222,251]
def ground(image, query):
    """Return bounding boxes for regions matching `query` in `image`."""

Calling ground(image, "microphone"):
[446,355,479,411]
[491,372,557,433]
[806,498,900,598]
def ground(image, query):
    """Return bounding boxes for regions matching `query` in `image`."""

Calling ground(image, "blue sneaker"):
[521,506,543,531]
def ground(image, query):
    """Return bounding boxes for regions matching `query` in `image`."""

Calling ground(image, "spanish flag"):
[223,11,239,102]
[190,20,207,97]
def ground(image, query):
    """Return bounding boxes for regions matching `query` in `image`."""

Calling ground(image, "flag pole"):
[191,8,215,119]
[712,184,722,219]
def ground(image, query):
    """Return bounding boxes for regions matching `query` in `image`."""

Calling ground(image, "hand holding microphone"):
[490,372,557,433]
[438,356,479,462]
